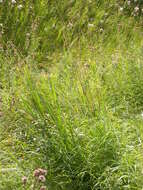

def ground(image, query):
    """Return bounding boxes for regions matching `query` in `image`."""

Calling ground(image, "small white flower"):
[141,112,143,118]
[100,19,104,24]
[104,13,108,16]
[11,0,16,4]
[67,22,73,28]
[17,4,23,9]
[134,6,139,12]
[78,133,85,138]
[127,1,131,6]
[0,0,3,3]
[100,28,103,32]
[88,23,94,28]
[26,33,30,37]
[119,7,123,12]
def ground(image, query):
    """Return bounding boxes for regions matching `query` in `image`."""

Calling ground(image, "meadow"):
[1,0,143,189]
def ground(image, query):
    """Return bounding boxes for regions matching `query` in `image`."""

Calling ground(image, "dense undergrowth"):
[1,0,143,189]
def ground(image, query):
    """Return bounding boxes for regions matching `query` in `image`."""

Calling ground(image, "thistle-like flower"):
[33,169,40,177]
[33,168,47,177]
[22,176,27,185]
[39,175,46,182]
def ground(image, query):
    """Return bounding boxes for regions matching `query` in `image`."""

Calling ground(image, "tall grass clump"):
[19,66,119,189]
[14,51,143,189]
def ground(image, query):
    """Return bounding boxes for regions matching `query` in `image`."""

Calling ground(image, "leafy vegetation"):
[1,0,143,189]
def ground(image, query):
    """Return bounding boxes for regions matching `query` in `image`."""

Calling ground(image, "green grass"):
[1,0,143,190]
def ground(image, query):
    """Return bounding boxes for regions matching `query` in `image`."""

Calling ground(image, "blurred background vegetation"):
[1,0,143,189]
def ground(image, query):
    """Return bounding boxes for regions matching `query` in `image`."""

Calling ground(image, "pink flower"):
[39,168,47,176]
[17,4,23,9]
[40,186,46,190]
[33,169,40,177]
[33,168,47,177]
[22,176,27,185]
[39,175,46,182]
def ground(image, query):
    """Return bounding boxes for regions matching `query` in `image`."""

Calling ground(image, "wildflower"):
[104,13,108,17]
[31,184,34,189]
[127,1,131,5]
[39,175,46,182]
[100,28,103,33]
[67,22,73,28]
[40,186,46,190]
[33,169,40,177]
[84,63,90,68]
[100,19,104,24]
[17,4,23,9]
[22,176,27,185]
[11,0,16,4]
[36,168,47,176]
[134,6,139,12]
[119,7,123,12]
[89,17,94,21]
[88,23,94,28]
[78,132,85,138]
[33,168,47,179]
[0,0,3,3]
[39,169,47,176]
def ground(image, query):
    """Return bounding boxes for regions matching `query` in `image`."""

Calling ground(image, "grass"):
[1,0,143,189]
